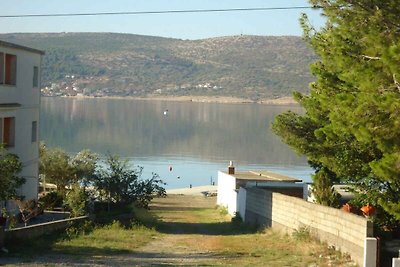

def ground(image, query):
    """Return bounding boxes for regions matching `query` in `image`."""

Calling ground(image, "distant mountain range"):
[0,32,316,101]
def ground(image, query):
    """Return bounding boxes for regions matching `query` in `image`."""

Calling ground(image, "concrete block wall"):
[245,188,273,227]
[237,187,247,221]
[5,216,88,241]
[245,188,373,266]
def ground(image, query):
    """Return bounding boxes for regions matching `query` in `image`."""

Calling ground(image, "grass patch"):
[3,205,160,261]
[144,195,357,266]
[292,226,312,241]
[53,220,158,256]
[2,195,358,266]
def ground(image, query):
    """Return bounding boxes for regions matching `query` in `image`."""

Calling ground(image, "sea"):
[40,97,313,189]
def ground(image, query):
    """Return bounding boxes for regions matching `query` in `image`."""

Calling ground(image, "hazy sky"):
[0,0,325,40]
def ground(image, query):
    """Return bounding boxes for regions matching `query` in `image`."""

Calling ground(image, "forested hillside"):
[0,32,316,100]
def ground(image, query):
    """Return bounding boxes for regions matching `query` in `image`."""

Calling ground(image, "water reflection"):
[41,98,304,164]
[40,98,312,186]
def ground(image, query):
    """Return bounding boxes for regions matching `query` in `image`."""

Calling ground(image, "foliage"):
[55,220,157,256]
[39,145,164,213]
[130,173,167,208]
[0,147,25,201]
[70,149,98,189]
[292,226,311,241]
[7,215,18,229]
[1,207,8,218]
[3,195,355,266]
[39,143,74,196]
[273,0,400,226]
[14,199,43,226]
[218,206,229,216]
[40,143,98,198]
[41,48,106,83]
[0,33,315,100]
[311,167,341,208]
[64,181,88,217]
[38,191,64,210]
[93,154,166,208]
[65,220,94,239]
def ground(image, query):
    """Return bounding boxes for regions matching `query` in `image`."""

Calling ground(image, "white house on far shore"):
[0,40,44,207]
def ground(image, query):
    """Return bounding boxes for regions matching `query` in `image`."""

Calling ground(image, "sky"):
[0,0,325,40]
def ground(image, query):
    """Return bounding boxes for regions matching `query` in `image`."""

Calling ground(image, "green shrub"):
[218,206,228,216]
[64,181,88,217]
[38,191,64,210]
[65,219,94,239]
[292,226,311,241]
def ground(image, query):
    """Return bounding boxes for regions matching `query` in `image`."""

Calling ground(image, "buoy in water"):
[169,166,172,171]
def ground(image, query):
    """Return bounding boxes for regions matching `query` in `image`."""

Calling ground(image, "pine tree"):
[273,0,400,223]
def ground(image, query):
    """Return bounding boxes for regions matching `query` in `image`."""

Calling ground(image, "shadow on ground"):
[155,221,257,235]
[0,250,239,267]
[0,245,130,265]
[140,198,258,236]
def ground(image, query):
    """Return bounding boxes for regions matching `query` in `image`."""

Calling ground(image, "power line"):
[0,6,320,18]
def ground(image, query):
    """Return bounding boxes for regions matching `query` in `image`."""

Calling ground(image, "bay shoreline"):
[54,95,299,105]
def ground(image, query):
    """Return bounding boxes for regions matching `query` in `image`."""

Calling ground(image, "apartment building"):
[0,40,44,202]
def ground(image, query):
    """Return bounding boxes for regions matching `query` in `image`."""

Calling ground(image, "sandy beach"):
[166,185,218,196]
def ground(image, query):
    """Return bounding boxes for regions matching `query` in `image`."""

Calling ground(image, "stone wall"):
[245,188,373,266]
[5,215,88,241]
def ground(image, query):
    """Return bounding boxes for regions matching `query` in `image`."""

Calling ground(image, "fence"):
[244,187,374,266]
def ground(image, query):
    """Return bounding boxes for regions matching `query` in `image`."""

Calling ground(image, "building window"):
[31,121,37,142]
[0,53,17,86]
[0,117,15,147]
[33,66,39,87]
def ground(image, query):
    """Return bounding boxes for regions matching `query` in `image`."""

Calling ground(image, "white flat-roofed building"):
[0,40,44,204]
[217,162,303,217]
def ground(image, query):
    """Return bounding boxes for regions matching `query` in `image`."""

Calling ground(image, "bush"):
[292,226,311,241]
[38,191,64,210]
[93,154,166,209]
[0,147,24,201]
[64,181,88,217]
[65,219,94,239]
[218,206,228,216]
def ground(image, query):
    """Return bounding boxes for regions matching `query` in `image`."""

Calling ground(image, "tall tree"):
[273,0,400,222]
[71,149,98,189]
[39,143,74,197]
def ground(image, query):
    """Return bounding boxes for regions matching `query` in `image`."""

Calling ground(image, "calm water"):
[40,97,312,188]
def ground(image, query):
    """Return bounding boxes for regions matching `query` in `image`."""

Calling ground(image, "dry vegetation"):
[0,33,315,100]
[0,195,356,266]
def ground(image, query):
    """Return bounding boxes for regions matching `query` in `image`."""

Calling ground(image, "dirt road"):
[0,195,355,266]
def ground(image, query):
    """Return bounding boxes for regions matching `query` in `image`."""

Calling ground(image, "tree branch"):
[360,55,381,60]
[394,74,400,92]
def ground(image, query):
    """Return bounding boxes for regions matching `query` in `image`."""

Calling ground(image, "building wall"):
[237,187,247,221]
[245,188,373,267]
[217,171,237,215]
[0,44,42,203]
